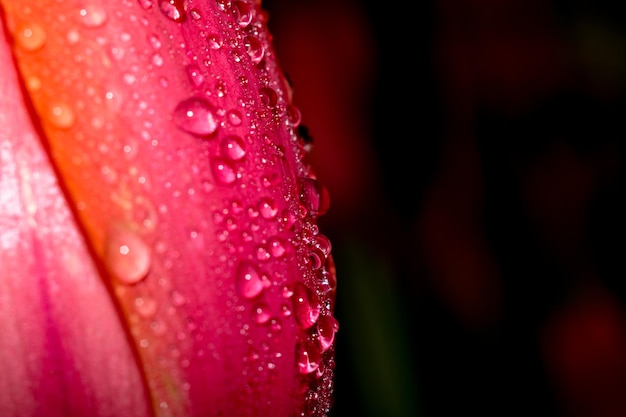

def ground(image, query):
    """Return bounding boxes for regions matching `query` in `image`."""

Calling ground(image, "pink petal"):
[0,17,151,417]
[1,1,338,416]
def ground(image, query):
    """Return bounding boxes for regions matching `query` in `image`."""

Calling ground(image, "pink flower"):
[0,1,338,416]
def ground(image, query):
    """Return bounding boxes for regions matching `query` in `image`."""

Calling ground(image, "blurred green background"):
[264,1,626,416]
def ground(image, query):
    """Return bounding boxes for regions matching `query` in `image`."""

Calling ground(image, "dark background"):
[263,1,626,416]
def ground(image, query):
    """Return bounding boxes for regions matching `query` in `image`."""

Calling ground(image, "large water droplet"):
[236,262,267,299]
[293,283,320,329]
[232,1,253,27]
[296,339,322,374]
[317,315,339,352]
[244,36,265,64]
[159,0,186,22]
[173,97,219,137]
[105,228,152,284]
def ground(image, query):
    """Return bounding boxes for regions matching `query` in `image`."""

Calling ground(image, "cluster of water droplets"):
[157,1,339,415]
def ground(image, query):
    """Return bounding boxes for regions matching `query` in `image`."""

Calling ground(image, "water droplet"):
[48,103,75,129]
[293,283,320,329]
[317,315,339,351]
[211,158,236,185]
[159,0,186,22]
[232,1,253,27]
[258,197,278,219]
[148,33,162,49]
[220,135,246,161]
[173,97,219,137]
[285,104,302,127]
[226,109,243,126]
[189,8,202,20]
[207,33,223,50]
[298,177,330,217]
[259,87,278,108]
[296,339,321,374]
[79,6,108,28]
[105,227,152,284]
[313,234,332,256]
[186,64,204,87]
[137,0,153,9]
[152,53,164,66]
[170,290,186,306]
[252,302,272,324]
[15,23,46,51]
[308,246,326,270]
[244,36,265,64]
[255,244,270,261]
[269,237,287,258]
[236,262,267,299]
[135,296,158,318]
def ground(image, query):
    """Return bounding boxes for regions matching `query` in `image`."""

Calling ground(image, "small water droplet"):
[258,197,278,219]
[221,135,247,161]
[293,283,320,329]
[15,23,46,51]
[170,290,186,306]
[269,237,287,258]
[137,0,153,9]
[259,87,278,108]
[189,8,202,20]
[298,177,330,217]
[236,262,267,299]
[159,0,186,22]
[152,53,164,66]
[285,104,302,127]
[186,64,204,87]
[148,33,162,49]
[211,158,236,185]
[226,109,243,126]
[207,33,223,50]
[79,6,108,28]
[135,296,158,318]
[105,227,152,284]
[173,97,219,137]
[308,246,326,270]
[48,103,75,129]
[255,244,270,261]
[252,302,272,324]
